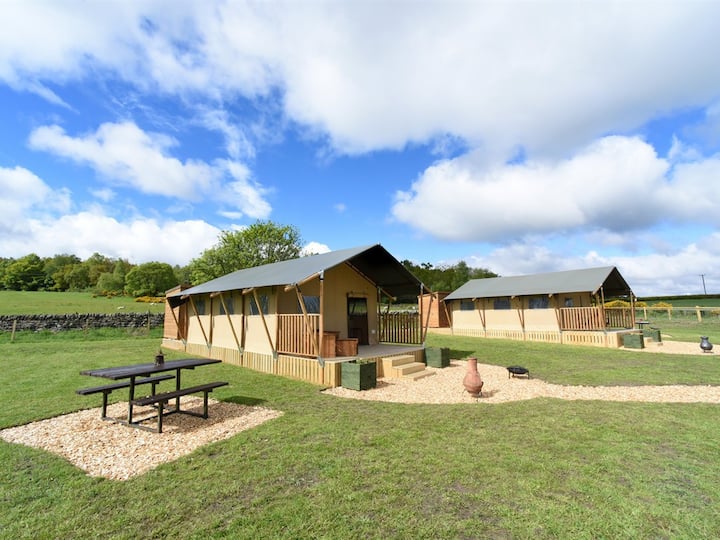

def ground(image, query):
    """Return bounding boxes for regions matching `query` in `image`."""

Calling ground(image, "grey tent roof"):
[167,244,424,306]
[444,266,632,301]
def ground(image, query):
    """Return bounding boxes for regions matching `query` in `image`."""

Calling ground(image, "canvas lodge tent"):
[163,244,431,386]
[444,266,636,348]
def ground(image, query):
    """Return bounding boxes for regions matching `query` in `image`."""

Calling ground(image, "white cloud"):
[4,3,720,157]
[28,122,271,219]
[0,211,220,266]
[0,165,71,235]
[463,231,720,297]
[391,136,720,242]
[302,242,331,256]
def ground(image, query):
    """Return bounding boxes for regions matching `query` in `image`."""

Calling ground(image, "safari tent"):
[162,245,430,386]
[444,266,636,348]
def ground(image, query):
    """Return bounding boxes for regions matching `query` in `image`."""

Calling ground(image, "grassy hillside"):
[0,291,166,315]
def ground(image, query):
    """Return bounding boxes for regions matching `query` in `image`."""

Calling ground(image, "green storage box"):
[424,347,450,368]
[623,333,645,349]
[642,327,662,343]
[341,360,377,390]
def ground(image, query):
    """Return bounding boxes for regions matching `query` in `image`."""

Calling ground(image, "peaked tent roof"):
[167,244,425,307]
[444,266,632,301]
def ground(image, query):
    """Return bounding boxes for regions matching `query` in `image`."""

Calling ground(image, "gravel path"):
[322,340,720,405]
[1,398,282,481]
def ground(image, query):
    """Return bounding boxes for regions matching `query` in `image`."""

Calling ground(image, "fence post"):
[696,306,702,323]
[11,319,16,342]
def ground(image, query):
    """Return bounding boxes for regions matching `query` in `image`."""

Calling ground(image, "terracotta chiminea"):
[463,357,484,398]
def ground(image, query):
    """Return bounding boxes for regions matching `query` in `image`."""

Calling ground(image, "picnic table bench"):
[76,374,175,419]
[79,358,227,433]
[132,381,229,433]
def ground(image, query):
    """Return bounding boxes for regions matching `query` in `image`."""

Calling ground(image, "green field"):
[0,290,166,315]
[1,331,719,538]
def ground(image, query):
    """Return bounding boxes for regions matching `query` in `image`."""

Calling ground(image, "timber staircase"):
[381,354,435,381]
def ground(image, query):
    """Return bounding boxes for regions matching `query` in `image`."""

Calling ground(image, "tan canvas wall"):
[180,263,382,355]
[323,263,380,344]
[450,291,598,334]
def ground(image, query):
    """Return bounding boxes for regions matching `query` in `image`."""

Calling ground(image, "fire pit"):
[506,366,530,379]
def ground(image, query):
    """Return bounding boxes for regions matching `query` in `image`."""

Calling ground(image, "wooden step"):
[381,354,414,377]
[393,361,426,376]
[383,355,415,367]
[403,370,436,381]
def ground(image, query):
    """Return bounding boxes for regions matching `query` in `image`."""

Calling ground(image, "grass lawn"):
[0,290,166,315]
[1,331,719,538]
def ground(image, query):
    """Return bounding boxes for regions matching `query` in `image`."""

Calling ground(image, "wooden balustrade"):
[559,307,633,331]
[379,312,422,344]
[559,307,604,331]
[277,314,320,356]
[604,307,634,329]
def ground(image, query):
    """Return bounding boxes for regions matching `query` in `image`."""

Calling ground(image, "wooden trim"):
[319,272,325,363]
[294,285,319,356]
[515,298,525,331]
[421,286,432,344]
[167,301,183,341]
[218,291,242,352]
[283,272,320,292]
[252,288,276,357]
[477,298,486,329]
[188,296,211,348]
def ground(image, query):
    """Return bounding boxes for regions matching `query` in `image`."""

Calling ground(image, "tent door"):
[347,297,369,345]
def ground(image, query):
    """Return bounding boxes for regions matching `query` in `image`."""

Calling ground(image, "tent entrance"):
[347,297,369,345]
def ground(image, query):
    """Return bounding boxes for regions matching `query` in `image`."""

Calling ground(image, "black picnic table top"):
[81,358,221,380]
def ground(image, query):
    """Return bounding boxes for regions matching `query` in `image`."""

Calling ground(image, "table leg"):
[128,375,136,424]
[175,369,181,411]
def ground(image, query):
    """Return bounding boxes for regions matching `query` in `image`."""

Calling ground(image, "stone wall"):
[0,313,165,332]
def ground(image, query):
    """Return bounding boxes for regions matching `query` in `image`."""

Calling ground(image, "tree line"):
[0,221,496,297]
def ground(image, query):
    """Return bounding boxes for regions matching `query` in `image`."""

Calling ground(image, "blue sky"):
[2,1,720,297]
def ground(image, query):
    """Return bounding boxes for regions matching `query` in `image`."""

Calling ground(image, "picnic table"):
[78,358,227,433]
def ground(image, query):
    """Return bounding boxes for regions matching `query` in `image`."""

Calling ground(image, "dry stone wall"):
[0,313,165,332]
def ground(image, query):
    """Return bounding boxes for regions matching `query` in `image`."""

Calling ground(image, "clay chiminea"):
[155,349,165,365]
[463,357,484,398]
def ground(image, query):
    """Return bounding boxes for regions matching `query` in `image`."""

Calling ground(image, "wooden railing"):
[559,307,605,330]
[559,307,633,331]
[277,314,320,356]
[379,312,422,344]
[604,307,634,329]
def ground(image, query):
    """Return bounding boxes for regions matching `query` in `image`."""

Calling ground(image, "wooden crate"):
[336,338,359,357]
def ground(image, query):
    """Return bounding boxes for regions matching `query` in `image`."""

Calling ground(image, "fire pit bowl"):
[506,366,530,379]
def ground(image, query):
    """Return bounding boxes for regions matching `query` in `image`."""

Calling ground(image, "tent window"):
[195,299,206,315]
[299,295,320,314]
[220,297,234,315]
[493,298,511,310]
[249,295,268,315]
[460,300,474,311]
[564,297,574,307]
[529,297,549,309]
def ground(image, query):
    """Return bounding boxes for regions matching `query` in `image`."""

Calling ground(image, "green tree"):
[401,260,497,292]
[0,258,14,290]
[188,220,303,284]
[82,253,114,288]
[95,272,125,295]
[43,254,82,290]
[3,254,46,291]
[125,262,178,297]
